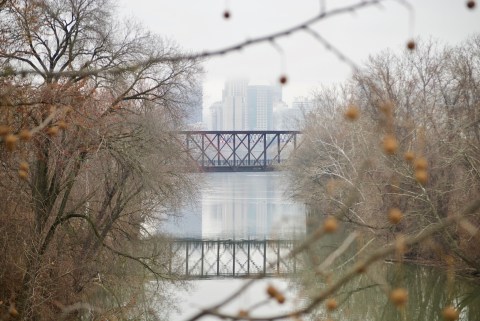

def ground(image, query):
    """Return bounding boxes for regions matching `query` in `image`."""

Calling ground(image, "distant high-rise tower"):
[247,85,273,130]
[222,79,248,130]
[272,84,283,104]
[209,101,223,130]
[185,82,203,125]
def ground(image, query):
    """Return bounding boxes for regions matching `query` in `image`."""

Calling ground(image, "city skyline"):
[206,79,313,130]
[120,0,480,110]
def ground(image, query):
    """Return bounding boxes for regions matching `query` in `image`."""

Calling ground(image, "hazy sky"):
[119,0,480,108]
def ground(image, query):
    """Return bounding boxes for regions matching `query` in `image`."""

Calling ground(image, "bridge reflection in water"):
[168,239,299,279]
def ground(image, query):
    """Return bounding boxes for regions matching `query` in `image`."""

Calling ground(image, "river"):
[158,172,480,321]
[159,172,305,240]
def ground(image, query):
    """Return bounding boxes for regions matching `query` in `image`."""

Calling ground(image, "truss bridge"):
[179,131,301,172]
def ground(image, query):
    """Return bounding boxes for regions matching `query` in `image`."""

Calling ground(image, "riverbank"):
[385,257,480,284]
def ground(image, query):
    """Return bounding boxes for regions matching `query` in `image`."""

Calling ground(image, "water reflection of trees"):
[69,235,184,321]
[296,231,480,321]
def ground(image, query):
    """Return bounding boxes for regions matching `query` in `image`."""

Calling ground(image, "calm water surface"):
[160,172,306,239]
[159,172,480,321]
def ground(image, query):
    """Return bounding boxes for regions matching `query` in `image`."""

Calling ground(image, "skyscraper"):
[209,101,223,130]
[222,79,248,130]
[184,82,203,125]
[247,85,273,130]
[212,80,283,130]
[272,84,283,104]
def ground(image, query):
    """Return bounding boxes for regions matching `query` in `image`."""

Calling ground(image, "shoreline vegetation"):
[287,36,480,287]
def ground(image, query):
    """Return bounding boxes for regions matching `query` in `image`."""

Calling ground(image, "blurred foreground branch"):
[0,0,392,79]
[184,199,480,321]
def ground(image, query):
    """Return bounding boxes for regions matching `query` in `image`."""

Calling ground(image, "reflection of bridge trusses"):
[168,239,299,279]
[179,131,301,172]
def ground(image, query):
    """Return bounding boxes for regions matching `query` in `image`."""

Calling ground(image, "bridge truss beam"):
[180,131,301,172]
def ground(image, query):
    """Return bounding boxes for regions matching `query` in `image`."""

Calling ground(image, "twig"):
[182,199,480,321]
[0,0,387,78]
[317,231,358,271]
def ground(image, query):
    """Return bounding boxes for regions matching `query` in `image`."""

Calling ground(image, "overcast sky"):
[119,0,479,108]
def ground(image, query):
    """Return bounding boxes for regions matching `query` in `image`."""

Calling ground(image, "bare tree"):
[288,37,480,275]
[0,0,200,319]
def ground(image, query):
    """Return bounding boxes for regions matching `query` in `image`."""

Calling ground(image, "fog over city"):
[120,0,479,108]
[119,0,480,132]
